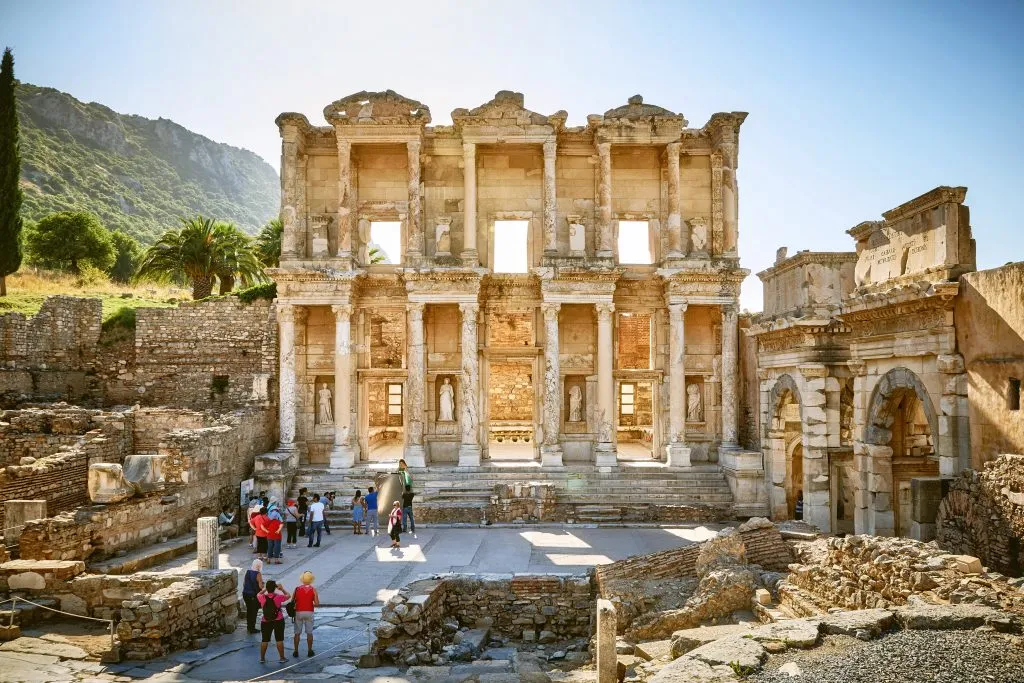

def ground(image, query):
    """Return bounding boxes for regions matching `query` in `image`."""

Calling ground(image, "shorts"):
[256,536,268,554]
[294,611,314,635]
[260,618,285,642]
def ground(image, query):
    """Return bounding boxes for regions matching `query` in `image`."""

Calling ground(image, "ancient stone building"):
[270,90,750,472]
[749,186,1024,540]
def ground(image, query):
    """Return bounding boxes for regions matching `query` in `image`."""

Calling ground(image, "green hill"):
[16,82,279,244]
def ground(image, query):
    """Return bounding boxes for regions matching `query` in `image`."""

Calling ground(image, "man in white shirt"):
[306,494,326,548]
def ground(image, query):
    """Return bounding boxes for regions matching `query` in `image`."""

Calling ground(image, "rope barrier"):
[244,628,363,682]
[0,595,116,648]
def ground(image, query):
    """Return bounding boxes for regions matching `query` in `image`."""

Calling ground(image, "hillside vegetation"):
[16,82,279,244]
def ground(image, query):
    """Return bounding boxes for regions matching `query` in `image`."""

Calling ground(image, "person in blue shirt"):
[363,486,379,536]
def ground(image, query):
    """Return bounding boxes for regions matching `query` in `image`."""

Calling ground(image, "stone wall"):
[18,407,274,561]
[784,534,1024,616]
[132,298,277,409]
[955,262,1024,467]
[0,297,102,405]
[0,406,132,529]
[937,453,1024,576]
[487,362,533,421]
[372,574,593,664]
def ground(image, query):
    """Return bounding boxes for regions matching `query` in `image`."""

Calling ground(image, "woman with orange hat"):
[292,571,319,658]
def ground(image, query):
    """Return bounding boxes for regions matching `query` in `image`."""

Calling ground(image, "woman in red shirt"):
[264,513,283,564]
[253,507,269,560]
[291,571,320,658]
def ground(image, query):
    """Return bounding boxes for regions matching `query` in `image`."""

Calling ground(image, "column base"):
[664,444,691,468]
[460,249,478,267]
[457,445,481,467]
[403,444,427,469]
[540,445,563,468]
[594,444,618,467]
[329,444,356,470]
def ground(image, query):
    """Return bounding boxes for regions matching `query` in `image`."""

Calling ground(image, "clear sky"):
[2,0,1022,311]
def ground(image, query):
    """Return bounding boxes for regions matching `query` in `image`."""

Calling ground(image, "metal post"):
[9,597,15,627]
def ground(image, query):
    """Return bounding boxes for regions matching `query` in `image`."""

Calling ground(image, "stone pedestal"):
[596,598,617,683]
[665,444,692,468]
[3,500,46,550]
[196,517,219,570]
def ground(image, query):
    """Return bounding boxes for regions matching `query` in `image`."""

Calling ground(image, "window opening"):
[493,220,529,273]
[620,382,635,415]
[1010,378,1022,411]
[369,221,402,264]
[617,220,652,264]
[387,383,403,417]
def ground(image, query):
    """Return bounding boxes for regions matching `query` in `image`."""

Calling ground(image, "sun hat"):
[300,571,315,585]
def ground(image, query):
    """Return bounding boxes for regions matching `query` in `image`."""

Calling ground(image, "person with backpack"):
[285,499,300,548]
[241,559,264,634]
[387,500,403,549]
[291,571,320,658]
[257,580,291,664]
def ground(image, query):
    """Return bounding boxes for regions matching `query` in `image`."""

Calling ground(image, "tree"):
[254,218,282,268]
[368,245,386,264]
[211,221,265,294]
[0,47,22,296]
[108,231,142,283]
[135,215,266,300]
[24,211,115,273]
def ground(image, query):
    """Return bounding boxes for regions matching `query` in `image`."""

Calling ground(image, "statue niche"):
[435,375,458,435]
[689,217,708,255]
[686,382,704,423]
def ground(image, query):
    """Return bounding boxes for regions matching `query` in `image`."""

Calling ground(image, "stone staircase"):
[289,464,735,525]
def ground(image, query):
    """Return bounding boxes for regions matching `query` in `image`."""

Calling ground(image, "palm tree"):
[135,216,265,299]
[255,218,282,268]
[212,221,265,294]
[368,245,386,264]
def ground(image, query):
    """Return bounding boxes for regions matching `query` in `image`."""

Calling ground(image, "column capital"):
[595,302,615,319]
[596,140,611,154]
[406,301,425,318]
[721,302,738,317]
[664,141,681,158]
[331,303,354,320]
[543,139,557,157]
[847,359,867,377]
[458,302,480,316]
[797,363,828,380]
[407,139,421,153]
[277,303,306,324]
[541,302,561,320]
[463,141,476,156]
[668,301,689,317]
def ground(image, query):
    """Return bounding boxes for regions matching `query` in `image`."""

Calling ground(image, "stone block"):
[596,599,617,683]
[953,555,982,574]
[3,500,47,548]
[88,464,137,504]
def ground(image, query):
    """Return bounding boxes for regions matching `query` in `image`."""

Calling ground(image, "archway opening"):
[780,396,803,519]
[888,388,938,536]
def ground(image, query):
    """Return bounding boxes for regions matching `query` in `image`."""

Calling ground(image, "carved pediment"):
[323,90,431,125]
[452,90,567,130]
[601,95,687,125]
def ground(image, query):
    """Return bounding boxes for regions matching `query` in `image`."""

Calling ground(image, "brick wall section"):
[937,453,1024,576]
[0,407,133,528]
[18,407,274,561]
[133,299,277,409]
[372,574,594,664]
[488,363,533,421]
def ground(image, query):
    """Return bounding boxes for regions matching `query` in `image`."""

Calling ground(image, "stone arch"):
[863,367,939,449]
[763,373,804,520]
[768,374,802,426]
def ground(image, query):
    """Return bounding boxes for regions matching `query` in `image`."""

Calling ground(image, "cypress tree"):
[0,47,23,297]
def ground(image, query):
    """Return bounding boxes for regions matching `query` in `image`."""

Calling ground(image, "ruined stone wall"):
[0,297,102,405]
[488,311,533,346]
[18,407,274,561]
[487,362,533,421]
[937,454,1024,576]
[0,407,132,528]
[133,299,277,410]
[956,262,1024,467]
[373,574,593,664]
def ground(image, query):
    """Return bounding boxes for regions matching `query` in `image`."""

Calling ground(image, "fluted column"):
[458,303,481,467]
[196,517,219,570]
[595,303,617,466]
[721,303,738,447]
[330,304,356,468]
[541,302,563,467]
[665,142,682,258]
[277,303,302,450]
[336,138,352,263]
[407,140,423,264]
[596,141,613,258]
[462,142,478,266]
[543,140,558,255]
[665,302,691,467]
[404,302,426,467]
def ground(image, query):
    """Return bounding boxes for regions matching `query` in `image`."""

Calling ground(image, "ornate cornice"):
[881,186,967,223]
[452,90,567,132]
[756,250,857,281]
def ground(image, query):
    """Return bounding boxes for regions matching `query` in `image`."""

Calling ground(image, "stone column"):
[665,142,682,257]
[407,140,423,263]
[541,303,563,467]
[461,142,478,266]
[665,302,691,467]
[336,138,352,262]
[595,303,617,466]
[277,303,301,450]
[798,363,831,533]
[458,303,481,467]
[721,303,738,447]
[596,141,613,258]
[596,599,617,683]
[543,139,558,256]
[197,516,219,570]
[330,304,356,469]
[280,129,301,260]
[937,353,970,475]
[404,302,426,468]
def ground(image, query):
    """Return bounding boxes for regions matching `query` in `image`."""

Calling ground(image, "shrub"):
[235,281,276,303]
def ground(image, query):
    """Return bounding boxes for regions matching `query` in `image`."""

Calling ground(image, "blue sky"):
[2,0,1022,311]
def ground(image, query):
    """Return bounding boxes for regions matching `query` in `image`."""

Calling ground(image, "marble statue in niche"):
[568,384,583,422]
[317,383,334,425]
[689,217,708,254]
[435,217,452,256]
[439,377,455,422]
[686,382,703,422]
[568,215,586,255]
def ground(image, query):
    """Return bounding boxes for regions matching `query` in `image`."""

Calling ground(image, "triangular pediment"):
[602,95,685,123]
[323,90,431,125]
